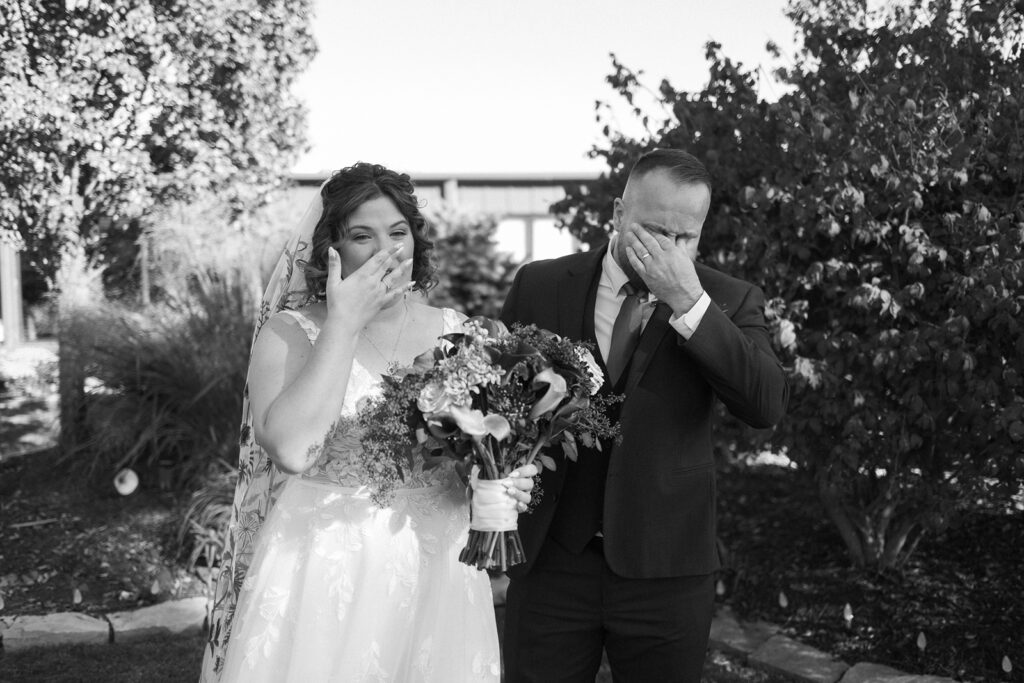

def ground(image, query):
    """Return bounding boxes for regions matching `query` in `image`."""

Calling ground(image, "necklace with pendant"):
[361,301,410,367]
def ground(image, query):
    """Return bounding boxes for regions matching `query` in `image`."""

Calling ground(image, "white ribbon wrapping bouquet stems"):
[469,466,519,532]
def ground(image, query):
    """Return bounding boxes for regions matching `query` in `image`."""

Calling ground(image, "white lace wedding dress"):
[217,308,501,682]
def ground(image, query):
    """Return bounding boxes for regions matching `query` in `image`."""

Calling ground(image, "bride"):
[200,163,535,682]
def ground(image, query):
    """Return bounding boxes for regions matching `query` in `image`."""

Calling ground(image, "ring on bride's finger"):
[640,252,652,260]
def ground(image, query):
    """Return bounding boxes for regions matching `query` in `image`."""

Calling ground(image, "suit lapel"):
[557,246,605,345]
[552,244,679,398]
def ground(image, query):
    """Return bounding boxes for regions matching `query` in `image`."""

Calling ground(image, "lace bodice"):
[280,307,464,490]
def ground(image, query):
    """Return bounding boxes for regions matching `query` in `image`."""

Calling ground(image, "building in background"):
[291,172,594,262]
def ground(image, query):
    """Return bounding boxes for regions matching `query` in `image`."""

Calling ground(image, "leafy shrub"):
[427,208,520,319]
[553,0,1024,567]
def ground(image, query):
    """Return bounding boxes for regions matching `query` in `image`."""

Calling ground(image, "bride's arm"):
[250,245,413,474]
[246,311,361,474]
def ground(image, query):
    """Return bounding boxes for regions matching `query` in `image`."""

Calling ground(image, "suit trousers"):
[503,536,715,683]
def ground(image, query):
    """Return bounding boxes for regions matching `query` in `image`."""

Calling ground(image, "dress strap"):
[279,309,321,345]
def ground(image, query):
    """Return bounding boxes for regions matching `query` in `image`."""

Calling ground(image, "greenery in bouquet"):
[357,316,621,569]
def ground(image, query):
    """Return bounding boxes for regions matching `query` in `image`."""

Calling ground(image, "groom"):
[499,148,789,682]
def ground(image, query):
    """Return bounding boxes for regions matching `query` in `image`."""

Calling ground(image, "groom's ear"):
[612,198,624,230]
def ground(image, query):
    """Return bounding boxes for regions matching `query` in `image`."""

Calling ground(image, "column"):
[0,241,23,348]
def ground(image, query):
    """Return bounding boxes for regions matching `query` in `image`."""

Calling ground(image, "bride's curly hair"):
[303,163,438,301]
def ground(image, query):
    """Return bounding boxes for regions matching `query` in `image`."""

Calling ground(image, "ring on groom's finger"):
[640,252,652,260]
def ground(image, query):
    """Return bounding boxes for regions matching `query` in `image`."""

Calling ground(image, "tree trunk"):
[818,474,928,570]
[139,233,151,307]
[817,476,866,566]
[881,516,924,568]
[57,312,87,455]
[55,244,101,456]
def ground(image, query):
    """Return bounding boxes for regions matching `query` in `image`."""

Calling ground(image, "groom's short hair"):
[629,148,712,195]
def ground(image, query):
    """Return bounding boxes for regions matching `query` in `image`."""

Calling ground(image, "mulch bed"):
[0,447,208,619]
[716,464,1023,683]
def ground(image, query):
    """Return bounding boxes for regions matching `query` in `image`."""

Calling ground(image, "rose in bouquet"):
[357,317,620,570]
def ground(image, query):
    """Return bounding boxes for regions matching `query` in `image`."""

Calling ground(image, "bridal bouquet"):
[357,317,620,570]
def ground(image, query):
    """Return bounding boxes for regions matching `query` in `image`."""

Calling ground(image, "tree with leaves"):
[554,0,1024,568]
[0,0,316,282]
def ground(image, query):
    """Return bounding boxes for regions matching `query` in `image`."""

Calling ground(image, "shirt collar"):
[603,235,658,303]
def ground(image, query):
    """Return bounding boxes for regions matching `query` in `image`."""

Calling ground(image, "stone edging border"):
[1,597,958,682]
[709,606,959,683]
[0,596,208,651]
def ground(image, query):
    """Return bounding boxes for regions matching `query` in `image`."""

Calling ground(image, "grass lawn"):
[0,631,783,683]
[0,633,205,682]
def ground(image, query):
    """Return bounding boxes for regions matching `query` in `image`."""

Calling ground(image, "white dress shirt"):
[595,236,712,365]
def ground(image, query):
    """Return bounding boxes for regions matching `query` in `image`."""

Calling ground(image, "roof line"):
[290,171,600,187]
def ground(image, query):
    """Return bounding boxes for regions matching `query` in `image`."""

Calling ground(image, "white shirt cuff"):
[669,291,712,340]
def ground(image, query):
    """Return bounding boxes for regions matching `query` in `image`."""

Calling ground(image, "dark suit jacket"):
[500,246,788,579]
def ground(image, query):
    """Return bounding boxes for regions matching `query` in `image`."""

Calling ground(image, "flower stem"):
[521,434,549,470]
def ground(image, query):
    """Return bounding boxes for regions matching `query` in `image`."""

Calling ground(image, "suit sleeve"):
[499,263,528,327]
[682,284,788,428]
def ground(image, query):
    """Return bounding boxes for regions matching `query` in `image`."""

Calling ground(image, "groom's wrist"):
[669,291,711,340]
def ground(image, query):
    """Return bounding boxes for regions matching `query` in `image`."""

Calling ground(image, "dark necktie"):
[606,281,644,386]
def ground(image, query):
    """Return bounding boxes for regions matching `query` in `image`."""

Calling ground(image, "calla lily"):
[449,405,488,436]
[529,367,568,419]
[483,414,512,441]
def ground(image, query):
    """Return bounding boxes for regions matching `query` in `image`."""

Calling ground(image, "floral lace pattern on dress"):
[218,450,499,681]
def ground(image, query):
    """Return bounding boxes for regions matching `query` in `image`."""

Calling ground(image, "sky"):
[291,0,796,176]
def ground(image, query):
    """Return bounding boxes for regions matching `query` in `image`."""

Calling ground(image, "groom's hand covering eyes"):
[625,224,704,315]
[634,223,700,256]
